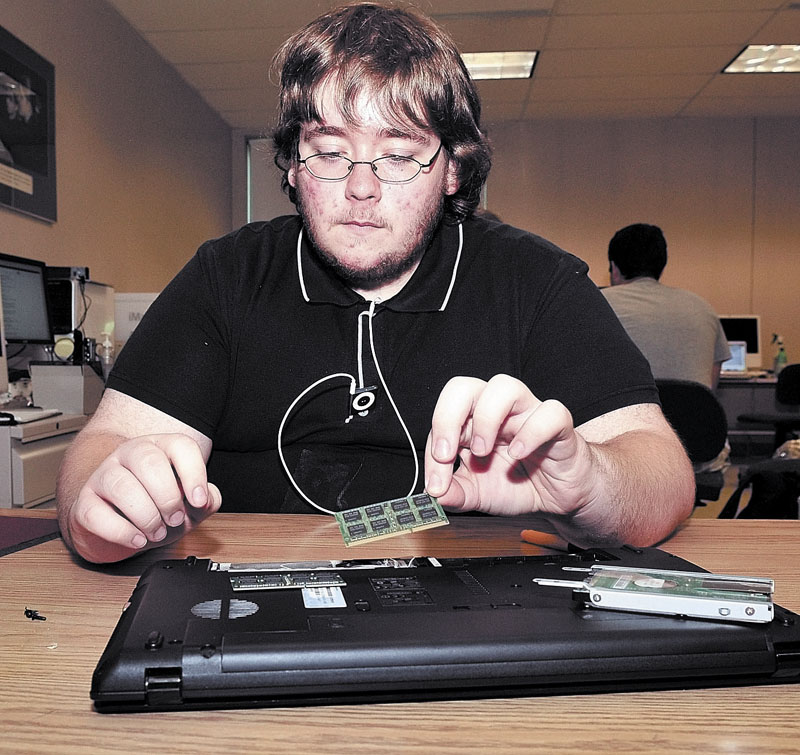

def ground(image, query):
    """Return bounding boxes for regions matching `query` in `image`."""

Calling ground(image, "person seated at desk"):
[602,224,732,473]
[55,2,694,564]
[602,224,731,391]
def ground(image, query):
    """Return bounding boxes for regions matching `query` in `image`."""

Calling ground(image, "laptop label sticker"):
[303,586,347,608]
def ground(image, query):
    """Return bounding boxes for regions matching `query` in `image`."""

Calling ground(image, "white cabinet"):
[0,414,87,508]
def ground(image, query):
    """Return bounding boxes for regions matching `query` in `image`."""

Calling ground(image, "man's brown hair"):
[272,2,492,222]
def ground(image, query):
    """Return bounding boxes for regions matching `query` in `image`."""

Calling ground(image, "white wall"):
[487,116,800,366]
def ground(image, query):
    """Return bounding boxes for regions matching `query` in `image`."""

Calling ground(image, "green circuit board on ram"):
[335,492,449,546]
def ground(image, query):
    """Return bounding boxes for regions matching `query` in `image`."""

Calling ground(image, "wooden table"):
[2,510,799,754]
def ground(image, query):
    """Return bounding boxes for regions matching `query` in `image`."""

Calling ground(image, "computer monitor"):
[0,252,54,344]
[719,315,761,369]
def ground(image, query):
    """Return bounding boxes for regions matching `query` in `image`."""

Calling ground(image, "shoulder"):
[198,215,301,258]
[191,215,302,282]
[657,282,719,314]
[463,216,589,277]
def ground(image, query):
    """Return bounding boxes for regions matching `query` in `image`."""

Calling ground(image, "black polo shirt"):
[108,214,656,513]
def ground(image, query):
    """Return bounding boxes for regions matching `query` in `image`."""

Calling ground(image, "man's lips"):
[338,219,387,235]
[342,219,383,228]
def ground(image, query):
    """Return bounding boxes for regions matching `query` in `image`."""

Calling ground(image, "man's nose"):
[345,161,382,201]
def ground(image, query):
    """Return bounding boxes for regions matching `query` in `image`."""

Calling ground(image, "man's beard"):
[296,192,446,292]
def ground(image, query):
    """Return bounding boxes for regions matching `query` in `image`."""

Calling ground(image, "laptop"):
[721,340,749,376]
[91,546,800,712]
[720,341,769,378]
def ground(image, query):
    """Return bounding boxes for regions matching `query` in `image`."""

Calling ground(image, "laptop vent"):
[454,570,489,595]
[191,599,259,620]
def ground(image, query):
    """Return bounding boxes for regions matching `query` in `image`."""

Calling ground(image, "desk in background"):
[0,414,87,508]
[717,375,777,456]
[2,510,799,754]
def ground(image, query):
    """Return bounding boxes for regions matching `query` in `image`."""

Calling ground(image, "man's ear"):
[445,160,460,196]
[288,163,298,189]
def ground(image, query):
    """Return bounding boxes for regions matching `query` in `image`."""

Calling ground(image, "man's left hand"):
[424,374,599,518]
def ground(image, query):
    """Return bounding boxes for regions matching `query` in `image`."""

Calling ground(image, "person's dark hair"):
[608,223,668,280]
[271,2,492,223]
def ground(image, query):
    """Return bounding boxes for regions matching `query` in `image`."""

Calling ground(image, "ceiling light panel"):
[724,44,800,73]
[462,51,537,80]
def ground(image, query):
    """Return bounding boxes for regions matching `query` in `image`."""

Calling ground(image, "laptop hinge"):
[145,667,183,706]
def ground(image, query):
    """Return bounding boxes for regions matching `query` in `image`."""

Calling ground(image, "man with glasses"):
[57,2,694,564]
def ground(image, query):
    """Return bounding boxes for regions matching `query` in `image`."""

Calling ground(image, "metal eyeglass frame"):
[297,142,443,184]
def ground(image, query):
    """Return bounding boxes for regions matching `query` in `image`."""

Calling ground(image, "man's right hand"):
[56,390,220,563]
[63,434,221,563]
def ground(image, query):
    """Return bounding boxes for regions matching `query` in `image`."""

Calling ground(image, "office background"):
[2,0,799,362]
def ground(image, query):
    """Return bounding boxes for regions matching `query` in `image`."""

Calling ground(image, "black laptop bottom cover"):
[91,546,800,712]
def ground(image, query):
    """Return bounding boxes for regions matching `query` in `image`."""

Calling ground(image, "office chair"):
[656,379,729,506]
[737,364,800,451]
[718,457,800,519]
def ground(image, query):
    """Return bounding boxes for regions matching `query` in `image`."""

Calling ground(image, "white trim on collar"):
[296,228,311,303]
[439,222,463,311]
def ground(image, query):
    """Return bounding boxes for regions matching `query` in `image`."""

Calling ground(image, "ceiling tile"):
[555,0,784,14]
[475,78,535,100]
[201,86,275,112]
[754,8,800,39]
[177,61,271,90]
[530,74,712,101]
[221,109,278,131]
[439,13,549,51]
[535,46,743,78]
[107,0,338,30]
[680,96,800,117]
[144,28,294,63]
[545,11,775,49]
[481,100,530,123]
[702,73,800,97]
[522,97,687,119]
[434,0,554,12]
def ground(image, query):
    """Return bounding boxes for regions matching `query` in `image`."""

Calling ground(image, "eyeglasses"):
[298,143,443,184]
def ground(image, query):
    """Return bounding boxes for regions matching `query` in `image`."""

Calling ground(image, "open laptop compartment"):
[91,548,800,712]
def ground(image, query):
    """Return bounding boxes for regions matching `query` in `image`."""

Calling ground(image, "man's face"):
[288,86,459,295]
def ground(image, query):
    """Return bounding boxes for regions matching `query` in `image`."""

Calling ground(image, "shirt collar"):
[622,276,661,286]
[296,221,463,313]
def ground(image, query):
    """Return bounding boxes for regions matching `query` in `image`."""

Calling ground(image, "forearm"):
[546,428,695,548]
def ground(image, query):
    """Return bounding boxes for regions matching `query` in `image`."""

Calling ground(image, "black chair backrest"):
[776,364,800,406]
[656,379,728,464]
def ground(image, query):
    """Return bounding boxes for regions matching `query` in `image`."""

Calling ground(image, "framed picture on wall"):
[0,25,56,223]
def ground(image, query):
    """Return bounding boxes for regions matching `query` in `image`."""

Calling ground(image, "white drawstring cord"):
[277,301,419,515]
[365,300,419,499]
[277,372,356,515]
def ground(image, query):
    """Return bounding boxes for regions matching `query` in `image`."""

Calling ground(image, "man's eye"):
[315,153,344,163]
